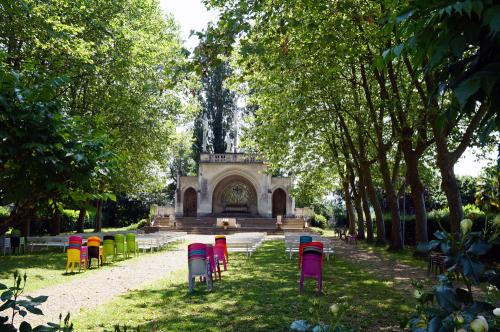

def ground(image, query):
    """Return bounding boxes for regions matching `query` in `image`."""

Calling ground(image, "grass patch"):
[73,241,413,331]
[0,241,184,293]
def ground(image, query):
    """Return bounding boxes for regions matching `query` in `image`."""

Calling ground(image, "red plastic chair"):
[215,236,228,263]
[213,243,227,271]
[299,242,324,294]
[205,244,221,280]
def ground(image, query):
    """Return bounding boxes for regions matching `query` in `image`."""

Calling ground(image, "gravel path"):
[21,235,213,327]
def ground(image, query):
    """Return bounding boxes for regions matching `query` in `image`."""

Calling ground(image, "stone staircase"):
[144,216,306,234]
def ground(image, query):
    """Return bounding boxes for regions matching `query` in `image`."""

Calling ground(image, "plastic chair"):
[1,237,11,256]
[298,235,313,267]
[126,233,138,256]
[188,243,212,292]
[80,246,88,272]
[299,242,324,293]
[102,235,115,263]
[87,236,102,268]
[10,236,20,254]
[206,244,221,280]
[66,236,83,272]
[213,243,227,271]
[114,234,126,259]
[215,235,228,263]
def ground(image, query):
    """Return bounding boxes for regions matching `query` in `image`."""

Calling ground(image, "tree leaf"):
[483,5,500,35]
[25,305,43,315]
[19,321,32,332]
[396,9,414,23]
[466,240,491,256]
[453,77,481,109]
[26,295,48,304]
[435,284,460,312]
[0,290,13,302]
[455,288,473,304]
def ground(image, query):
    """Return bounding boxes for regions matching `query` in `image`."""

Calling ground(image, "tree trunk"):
[438,157,463,235]
[361,162,385,244]
[377,151,403,250]
[20,214,31,237]
[352,181,366,239]
[342,179,356,235]
[359,179,374,242]
[50,209,61,236]
[76,208,86,233]
[94,200,103,232]
[402,146,428,244]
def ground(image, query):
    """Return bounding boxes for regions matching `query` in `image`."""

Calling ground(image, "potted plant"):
[276,215,283,230]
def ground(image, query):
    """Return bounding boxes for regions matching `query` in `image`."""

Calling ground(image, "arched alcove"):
[183,187,197,217]
[212,175,258,215]
[272,188,287,217]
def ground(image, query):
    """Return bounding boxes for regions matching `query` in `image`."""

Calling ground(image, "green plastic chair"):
[114,234,126,259]
[126,233,138,257]
[102,238,115,263]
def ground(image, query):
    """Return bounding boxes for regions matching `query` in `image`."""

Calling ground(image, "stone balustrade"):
[200,152,263,163]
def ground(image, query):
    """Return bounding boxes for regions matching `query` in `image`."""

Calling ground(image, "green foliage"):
[0,0,187,234]
[392,0,500,141]
[407,220,500,331]
[0,271,73,331]
[310,214,327,229]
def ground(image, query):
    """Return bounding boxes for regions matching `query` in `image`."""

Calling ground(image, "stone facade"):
[175,153,295,218]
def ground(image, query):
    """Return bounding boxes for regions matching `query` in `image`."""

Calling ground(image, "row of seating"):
[66,233,139,272]
[0,236,26,255]
[284,234,334,261]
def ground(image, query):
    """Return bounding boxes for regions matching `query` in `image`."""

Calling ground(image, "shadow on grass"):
[77,241,414,332]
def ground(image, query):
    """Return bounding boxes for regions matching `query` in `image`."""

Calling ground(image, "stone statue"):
[225,132,232,153]
[202,115,209,152]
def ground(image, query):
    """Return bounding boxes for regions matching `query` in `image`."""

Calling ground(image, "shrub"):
[310,214,327,229]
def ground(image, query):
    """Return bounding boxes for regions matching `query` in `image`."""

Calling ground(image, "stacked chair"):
[126,233,138,256]
[87,236,103,268]
[298,235,313,267]
[213,243,227,272]
[188,243,213,292]
[215,235,229,263]
[1,237,11,255]
[206,244,221,280]
[114,234,126,259]
[299,242,324,293]
[66,236,86,272]
[102,235,115,263]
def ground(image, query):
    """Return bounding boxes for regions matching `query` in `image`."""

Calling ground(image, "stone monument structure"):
[175,152,294,218]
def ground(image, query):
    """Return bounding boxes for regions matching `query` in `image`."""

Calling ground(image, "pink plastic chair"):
[213,244,227,271]
[188,243,212,292]
[215,236,228,263]
[205,244,221,280]
[80,246,88,271]
[299,242,324,294]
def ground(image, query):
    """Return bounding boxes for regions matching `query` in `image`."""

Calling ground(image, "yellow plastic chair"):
[66,248,83,273]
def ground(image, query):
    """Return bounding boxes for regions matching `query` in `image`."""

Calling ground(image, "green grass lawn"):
[73,241,414,331]
[0,242,184,293]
